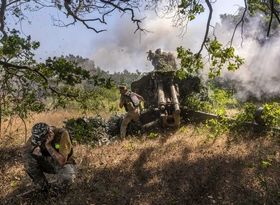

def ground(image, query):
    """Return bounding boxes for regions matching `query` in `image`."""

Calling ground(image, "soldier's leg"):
[131,109,140,122]
[120,114,132,138]
[56,164,76,185]
[23,154,49,191]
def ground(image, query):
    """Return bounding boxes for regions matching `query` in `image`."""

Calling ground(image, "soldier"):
[119,84,144,138]
[147,48,176,71]
[147,48,161,70]
[22,122,76,192]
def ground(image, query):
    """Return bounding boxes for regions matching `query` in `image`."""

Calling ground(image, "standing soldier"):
[119,84,144,138]
[22,122,76,193]
[147,48,177,71]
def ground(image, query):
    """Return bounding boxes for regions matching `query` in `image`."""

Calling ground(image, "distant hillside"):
[64,55,142,87]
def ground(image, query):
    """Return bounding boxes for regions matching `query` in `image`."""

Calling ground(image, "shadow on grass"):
[0,146,22,173]
[2,141,280,205]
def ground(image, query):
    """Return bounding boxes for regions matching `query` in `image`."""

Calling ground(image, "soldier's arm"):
[45,144,67,166]
[45,130,67,167]
[119,96,124,108]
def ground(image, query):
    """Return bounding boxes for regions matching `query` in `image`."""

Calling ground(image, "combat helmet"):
[155,48,162,54]
[118,83,128,90]
[31,122,49,146]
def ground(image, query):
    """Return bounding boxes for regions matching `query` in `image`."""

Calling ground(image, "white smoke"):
[216,14,280,100]
[91,12,204,73]
[91,2,280,100]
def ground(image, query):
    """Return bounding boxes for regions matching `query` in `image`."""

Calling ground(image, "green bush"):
[234,103,257,125]
[206,118,230,139]
[64,116,109,146]
[261,102,280,127]
[183,86,239,116]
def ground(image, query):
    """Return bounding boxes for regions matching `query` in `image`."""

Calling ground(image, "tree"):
[1,1,279,41]
[1,1,279,72]
[0,0,280,127]
[0,0,147,127]
[0,30,92,119]
[0,0,146,36]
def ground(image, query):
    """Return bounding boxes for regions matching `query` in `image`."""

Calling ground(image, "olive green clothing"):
[23,127,76,189]
[120,108,140,138]
[55,128,72,160]
[120,91,142,138]
[120,91,139,112]
[148,50,176,71]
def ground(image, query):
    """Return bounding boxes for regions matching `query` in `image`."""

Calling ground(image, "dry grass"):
[0,110,280,205]
[0,109,112,146]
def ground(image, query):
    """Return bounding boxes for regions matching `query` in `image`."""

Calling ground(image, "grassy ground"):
[0,110,280,205]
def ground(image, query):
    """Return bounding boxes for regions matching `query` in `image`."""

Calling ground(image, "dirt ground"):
[0,110,280,205]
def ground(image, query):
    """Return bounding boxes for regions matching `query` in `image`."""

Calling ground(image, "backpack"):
[124,91,140,111]
[129,92,140,107]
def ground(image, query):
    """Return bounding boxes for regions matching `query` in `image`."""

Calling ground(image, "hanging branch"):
[266,0,280,37]
[0,0,7,37]
[197,0,212,55]
[230,0,248,46]
[18,115,27,142]
[267,0,274,36]
[100,0,145,33]
[0,60,78,98]
[63,0,107,33]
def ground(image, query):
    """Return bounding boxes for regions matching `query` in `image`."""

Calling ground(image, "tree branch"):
[0,0,7,37]
[100,0,145,33]
[272,2,280,24]
[6,0,21,7]
[230,0,247,46]
[267,0,274,37]
[0,61,78,98]
[197,0,212,55]
[63,0,106,33]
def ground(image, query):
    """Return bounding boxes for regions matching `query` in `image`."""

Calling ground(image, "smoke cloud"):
[91,12,204,73]
[91,5,279,100]
[216,15,280,100]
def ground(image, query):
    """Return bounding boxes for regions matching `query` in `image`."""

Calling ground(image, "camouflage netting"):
[64,115,142,146]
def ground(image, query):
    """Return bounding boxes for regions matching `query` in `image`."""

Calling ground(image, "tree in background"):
[0,0,279,79]
[0,0,279,134]
[0,30,94,136]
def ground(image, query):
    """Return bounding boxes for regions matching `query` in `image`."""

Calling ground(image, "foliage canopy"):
[0,0,279,124]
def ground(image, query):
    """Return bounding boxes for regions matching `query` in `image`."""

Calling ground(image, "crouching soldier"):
[119,84,144,138]
[22,122,76,192]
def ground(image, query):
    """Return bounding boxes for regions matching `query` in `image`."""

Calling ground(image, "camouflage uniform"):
[23,127,76,190]
[120,91,142,138]
[147,48,177,71]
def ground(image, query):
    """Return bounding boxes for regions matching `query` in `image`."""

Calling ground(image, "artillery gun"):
[63,49,279,143]
[131,70,179,128]
[131,48,280,134]
[131,48,201,129]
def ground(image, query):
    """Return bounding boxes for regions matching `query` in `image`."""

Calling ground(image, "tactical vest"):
[123,91,140,111]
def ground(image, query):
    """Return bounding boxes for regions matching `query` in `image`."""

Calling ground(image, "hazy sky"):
[8,0,280,99]
[12,0,245,72]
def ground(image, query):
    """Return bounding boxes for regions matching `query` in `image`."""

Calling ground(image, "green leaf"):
[261,160,272,169]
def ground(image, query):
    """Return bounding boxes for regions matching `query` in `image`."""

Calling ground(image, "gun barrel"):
[170,84,180,113]
[157,82,166,106]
